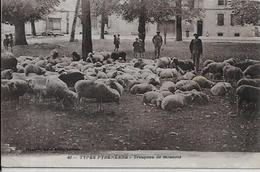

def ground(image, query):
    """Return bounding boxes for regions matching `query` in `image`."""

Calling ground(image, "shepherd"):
[189,33,203,73]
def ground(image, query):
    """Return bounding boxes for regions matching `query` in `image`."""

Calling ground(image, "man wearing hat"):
[189,33,203,73]
[152,31,163,59]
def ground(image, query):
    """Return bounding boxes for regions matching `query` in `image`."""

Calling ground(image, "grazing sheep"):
[1,69,13,80]
[210,82,233,96]
[175,89,209,104]
[203,60,215,67]
[172,58,194,71]
[1,52,18,72]
[236,85,260,114]
[223,65,243,83]
[243,64,260,78]
[111,51,127,61]
[26,75,48,101]
[46,76,77,108]
[109,80,124,96]
[159,68,179,79]
[176,80,201,91]
[192,76,215,88]
[201,62,229,76]
[237,78,260,87]
[160,81,176,93]
[234,59,260,71]
[156,57,172,68]
[58,72,84,88]
[130,83,157,94]
[24,64,46,76]
[143,91,164,106]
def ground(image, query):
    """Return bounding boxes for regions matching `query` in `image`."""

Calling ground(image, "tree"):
[82,0,93,60]
[70,0,81,42]
[2,0,60,45]
[229,0,260,26]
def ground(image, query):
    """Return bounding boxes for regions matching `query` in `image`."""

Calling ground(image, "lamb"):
[160,81,176,93]
[1,69,13,80]
[46,76,77,108]
[143,91,164,107]
[223,65,243,83]
[243,64,260,78]
[172,58,194,71]
[176,80,201,91]
[236,85,260,114]
[201,62,229,76]
[111,51,127,61]
[130,83,157,94]
[237,78,260,87]
[192,76,215,88]
[24,64,46,76]
[1,52,18,72]
[58,71,84,88]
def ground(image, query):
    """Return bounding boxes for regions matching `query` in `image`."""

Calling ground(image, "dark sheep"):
[237,78,260,87]
[236,85,260,114]
[234,60,260,71]
[111,51,127,61]
[58,72,84,88]
[172,58,194,71]
[243,64,260,78]
[223,65,243,83]
[72,52,81,61]
[1,52,18,72]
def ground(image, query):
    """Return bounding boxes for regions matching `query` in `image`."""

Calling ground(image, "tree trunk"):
[138,0,146,51]
[15,21,28,45]
[176,0,182,41]
[164,23,167,45]
[70,0,80,42]
[82,0,93,60]
[31,20,36,36]
[100,13,105,39]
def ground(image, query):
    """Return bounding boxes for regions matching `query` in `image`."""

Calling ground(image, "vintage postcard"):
[1,0,260,170]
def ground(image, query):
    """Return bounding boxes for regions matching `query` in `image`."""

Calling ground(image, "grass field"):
[1,39,260,153]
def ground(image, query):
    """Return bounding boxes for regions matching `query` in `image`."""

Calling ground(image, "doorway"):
[197,20,203,36]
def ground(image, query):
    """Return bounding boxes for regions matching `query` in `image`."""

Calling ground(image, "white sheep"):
[24,64,46,76]
[192,76,215,88]
[143,91,164,107]
[160,81,176,93]
[176,80,201,91]
[1,69,13,80]
[130,83,157,94]
[210,82,233,96]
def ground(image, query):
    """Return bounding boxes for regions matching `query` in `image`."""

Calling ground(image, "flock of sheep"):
[1,49,260,115]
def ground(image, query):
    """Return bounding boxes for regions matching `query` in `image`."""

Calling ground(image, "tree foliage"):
[229,0,260,25]
[2,0,61,25]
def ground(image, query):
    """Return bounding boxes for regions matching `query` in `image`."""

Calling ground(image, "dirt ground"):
[1,40,260,153]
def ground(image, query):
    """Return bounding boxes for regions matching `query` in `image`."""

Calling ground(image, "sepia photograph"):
[1,0,260,170]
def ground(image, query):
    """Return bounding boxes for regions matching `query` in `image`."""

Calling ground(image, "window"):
[218,0,224,5]
[218,32,224,36]
[231,14,240,26]
[217,14,224,26]
[234,33,240,37]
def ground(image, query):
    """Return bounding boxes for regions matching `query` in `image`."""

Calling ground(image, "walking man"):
[189,33,203,73]
[152,31,163,59]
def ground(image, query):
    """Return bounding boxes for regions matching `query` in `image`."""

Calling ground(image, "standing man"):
[189,33,203,73]
[133,38,139,58]
[9,34,14,53]
[3,34,9,51]
[152,31,163,59]
[113,34,118,51]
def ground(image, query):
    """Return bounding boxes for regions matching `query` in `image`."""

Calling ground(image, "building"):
[2,0,260,38]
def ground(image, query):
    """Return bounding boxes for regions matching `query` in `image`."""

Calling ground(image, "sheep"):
[75,80,120,111]
[46,76,77,108]
[26,75,48,101]
[58,71,84,88]
[175,89,209,105]
[1,69,13,80]
[159,90,173,97]
[181,71,196,80]
[111,51,127,62]
[130,83,157,94]
[243,64,260,78]
[203,59,215,67]
[224,58,236,65]
[97,51,111,60]
[72,52,81,61]
[172,58,194,71]
[223,65,243,83]
[156,57,173,68]
[176,80,201,91]
[160,81,176,93]
[1,52,18,72]
[35,60,48,68]
[210,82,233,96]
[1,82,11,101]
[192,76,215,88]
[96,70,108,79]
[236,85,260,114]
[237,78,260,87]
[161,94,188,111]
[234,59,260,71]
[17,65,25,73]
[87,52,105,63]
[143,91,164,107]
[24,64,46,76]
[159,68,179,79]
[134,59,147,69]
[201,62,229,76]
[109,80,124,96]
